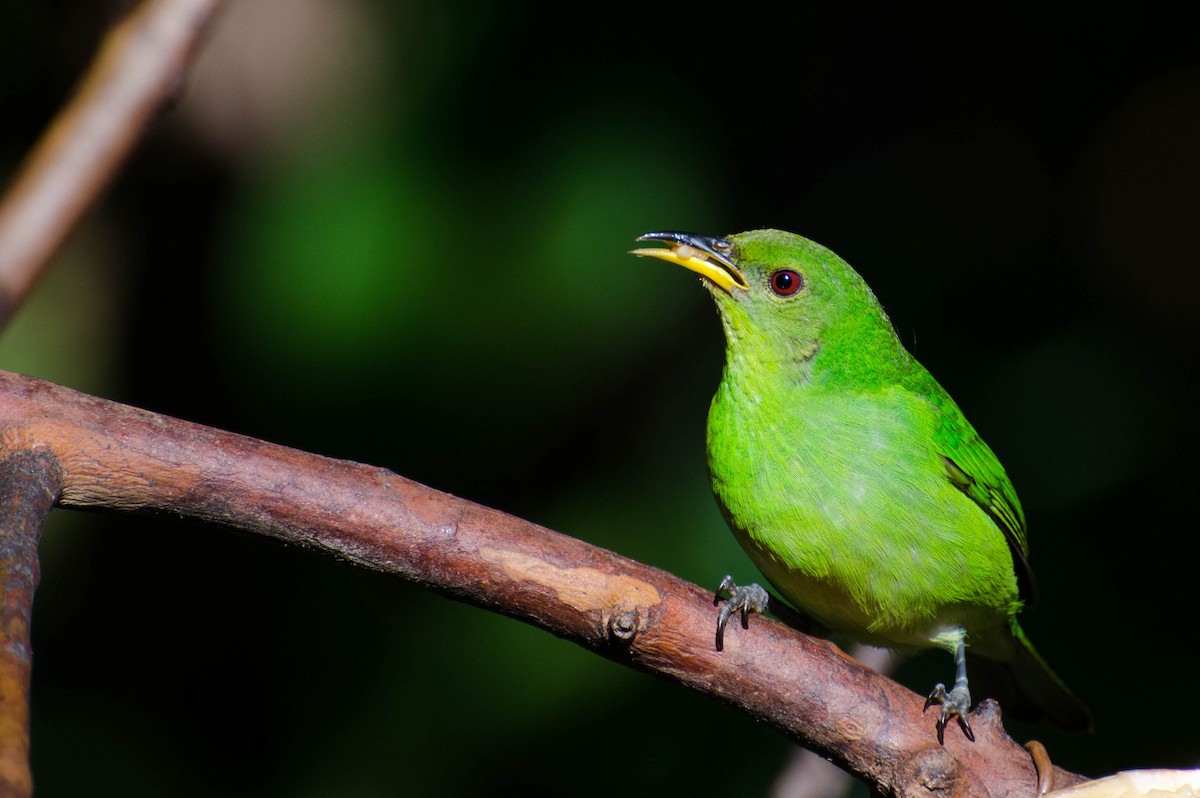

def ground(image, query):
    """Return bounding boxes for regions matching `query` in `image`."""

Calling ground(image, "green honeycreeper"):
[633,229,1090,741]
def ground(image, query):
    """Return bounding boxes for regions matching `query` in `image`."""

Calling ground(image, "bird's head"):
[633,229,892,364]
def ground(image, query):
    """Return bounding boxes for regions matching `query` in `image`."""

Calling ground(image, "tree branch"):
[0,0,225,327]
[0,449,61,797]
[0,370,1086,797]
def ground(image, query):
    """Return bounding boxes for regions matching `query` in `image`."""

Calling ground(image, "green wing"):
[922,388,1036,603]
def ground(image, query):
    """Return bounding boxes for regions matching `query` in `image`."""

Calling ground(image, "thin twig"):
[0,0,225,327]
[0,449,62,798]
[0,370,1086,798]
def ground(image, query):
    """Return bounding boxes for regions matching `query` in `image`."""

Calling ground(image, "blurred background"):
[3,1,1199,795]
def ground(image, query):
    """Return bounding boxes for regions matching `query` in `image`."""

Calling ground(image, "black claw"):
[714,574,736,607]
[715,603,732,650]
[958,714,975,743]
[923,683,945,714]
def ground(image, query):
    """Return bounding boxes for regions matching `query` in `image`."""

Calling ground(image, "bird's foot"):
[713,575,769,651]
[923,682,975,744]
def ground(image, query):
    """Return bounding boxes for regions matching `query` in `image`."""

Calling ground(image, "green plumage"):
[639,228,1089,734]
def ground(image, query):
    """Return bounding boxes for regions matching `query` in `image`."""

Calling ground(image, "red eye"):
[769,269,803,296]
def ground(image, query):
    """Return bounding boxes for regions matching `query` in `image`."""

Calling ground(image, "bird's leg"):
[923,637,975,743]
[713,574,769,651]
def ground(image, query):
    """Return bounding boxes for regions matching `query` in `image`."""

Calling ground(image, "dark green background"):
[4,2,1198,795]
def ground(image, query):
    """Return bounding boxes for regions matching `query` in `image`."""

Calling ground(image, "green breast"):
[706,375,1020,649]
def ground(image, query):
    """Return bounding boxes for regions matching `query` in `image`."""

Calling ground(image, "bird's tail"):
[1002,621,1092,731]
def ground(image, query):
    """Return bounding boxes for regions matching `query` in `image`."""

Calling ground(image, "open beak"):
[631,231,749,294]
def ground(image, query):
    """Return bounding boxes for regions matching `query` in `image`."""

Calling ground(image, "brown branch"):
[0,449,61,798]
[0,0,225,327]
[0,370,1087,797]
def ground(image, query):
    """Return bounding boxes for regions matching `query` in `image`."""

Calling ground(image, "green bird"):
[633,229,1090,741]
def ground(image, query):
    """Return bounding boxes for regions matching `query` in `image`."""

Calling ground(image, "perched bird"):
[633,229,1090,741]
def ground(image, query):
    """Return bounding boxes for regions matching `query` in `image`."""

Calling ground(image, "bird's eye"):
[769,269,804,297]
